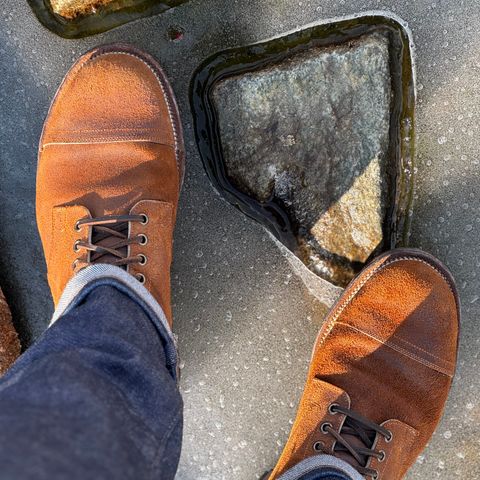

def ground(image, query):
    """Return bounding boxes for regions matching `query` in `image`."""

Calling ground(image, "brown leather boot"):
[36,44,184,326]
[0,288,20,375]
[267,249,460,480]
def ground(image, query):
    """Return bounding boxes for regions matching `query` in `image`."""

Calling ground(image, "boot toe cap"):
[41,45,177,147]
[342,251,459,375]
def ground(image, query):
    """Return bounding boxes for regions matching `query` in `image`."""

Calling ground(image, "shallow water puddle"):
[190,14,415,287]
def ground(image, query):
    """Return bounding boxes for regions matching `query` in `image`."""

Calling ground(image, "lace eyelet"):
[385,431,393,443]
[138,234,148,246]
[74,221,82,232]
[320,422,332,434]
[312,441,323,452]
[138,254,147,266]
[73,240,81,253]
[140,214,149,225]
[136,273,146,284]
[378,450,386,462]
[372,471,379,480]
[328,403,340,415]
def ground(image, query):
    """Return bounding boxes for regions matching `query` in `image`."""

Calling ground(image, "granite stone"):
[212,33,391,286]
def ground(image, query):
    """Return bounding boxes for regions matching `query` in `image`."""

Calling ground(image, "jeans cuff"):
[51,264,179,381]
[276,455,363,480]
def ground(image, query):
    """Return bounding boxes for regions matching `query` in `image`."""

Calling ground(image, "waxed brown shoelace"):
[73,214,148,276]
[318,403,392,479]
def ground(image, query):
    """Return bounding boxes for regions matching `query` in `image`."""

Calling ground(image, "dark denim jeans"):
[0,285,182,479]
[0,283,353,480]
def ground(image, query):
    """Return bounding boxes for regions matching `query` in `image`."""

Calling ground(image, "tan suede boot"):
[0,288,21,375]
[36,44,185,326]
[267,249,460,480]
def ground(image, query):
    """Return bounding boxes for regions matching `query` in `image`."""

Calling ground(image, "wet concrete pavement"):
[0,0,479,478]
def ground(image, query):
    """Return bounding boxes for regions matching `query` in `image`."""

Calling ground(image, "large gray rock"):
[212,32,392,286]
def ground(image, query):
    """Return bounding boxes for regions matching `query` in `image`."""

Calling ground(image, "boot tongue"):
[309,380,370,472]
[329,408,381,475]
[335,430,376,471]
[89,221,129,268]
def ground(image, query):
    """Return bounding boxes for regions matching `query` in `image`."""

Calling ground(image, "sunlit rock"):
[50,0,117,19]
[212,32,391,286]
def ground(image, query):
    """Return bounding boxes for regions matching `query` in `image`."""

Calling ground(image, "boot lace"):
[73,214,149,283]
[316,403,393,479]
